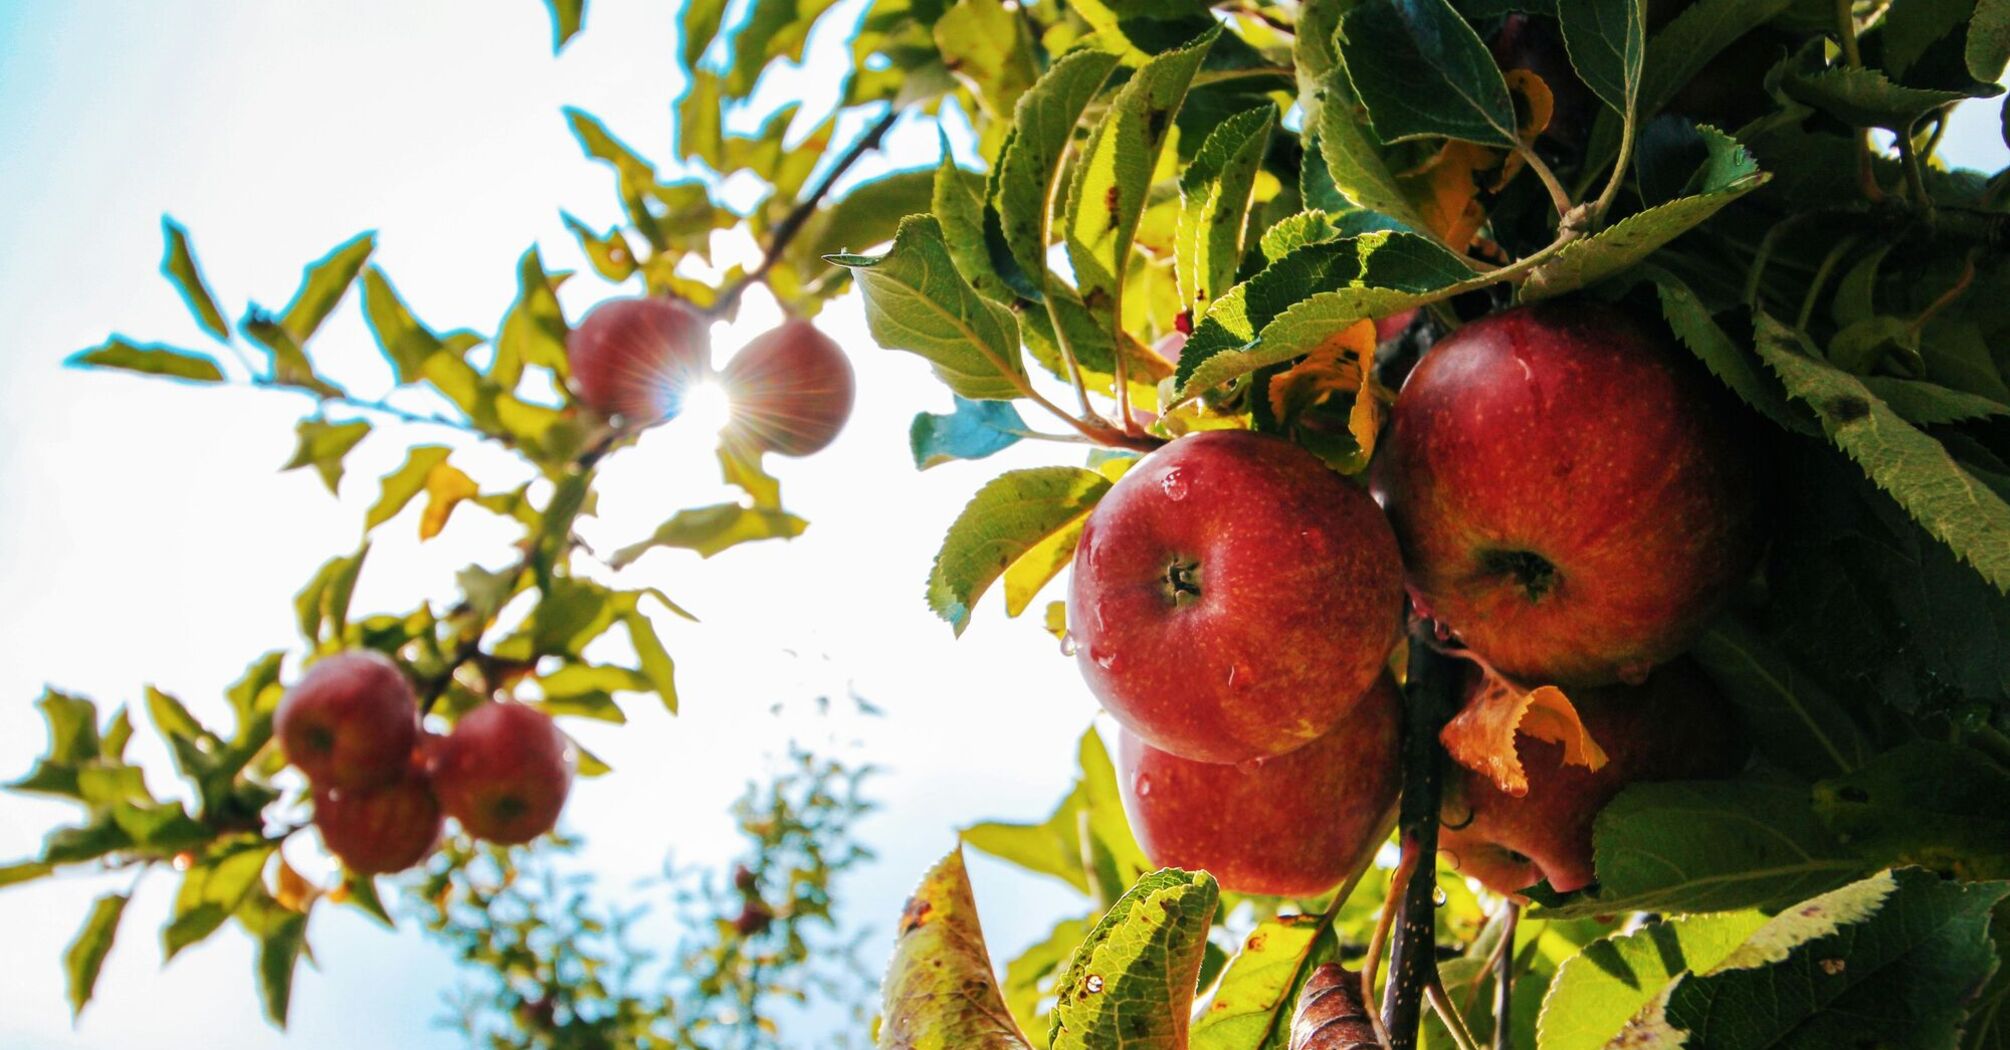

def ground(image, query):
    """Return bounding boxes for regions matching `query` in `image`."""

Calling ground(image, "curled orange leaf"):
[1439,660,1607,797]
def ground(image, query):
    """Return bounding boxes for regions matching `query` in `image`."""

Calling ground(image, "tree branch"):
[1380,623,1461,1049]
[711,105,903,318]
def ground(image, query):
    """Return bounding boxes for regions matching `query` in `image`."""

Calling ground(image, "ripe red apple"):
[275,650,419,791]
[1117,675,1401,897]
[1377,302,1761,686]
[312,766,443,874]
[1374,309,1417,344]
[1070,429,1405,764]
[720,317,854,457]
[1438,660,1746,897]
[1152,330,1187,366]
[429,702,572,845]
[566,295,712,423]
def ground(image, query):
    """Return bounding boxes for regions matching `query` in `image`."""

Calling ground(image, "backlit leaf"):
[927,467,1112,635]
[608,503,807,565]
[1048,868,1218,1049]
[877,848,1034,1049]
[831,215,1028,401]
[158,218,230,341]
[364,445,451,531]
[281,417,370,494]
[64,893,128,1018]
[1535,910,1767,1050]
[67,338,224,384]
[1440,668,1606,797]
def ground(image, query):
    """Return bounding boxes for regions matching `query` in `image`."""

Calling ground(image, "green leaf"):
[1638,870,2010,1050]
[911,397,1028,470]
[9,689,100,798]
[1781,64,2001,132]
[64,893,128,1018]
[1048,868,1219,1048]
[278,232,374,347]
[933,0,1038,118]
[1860,376,2010,426]
[543,0,584,52]
[67,338,224,384]
[1812,742,2010,880]
[615,594,680,713]
[0,859,54,888]
[1338,0,1519,147]
[1312,31,1431,235]
[992,48,1122,295]
[541,662,652,698]
[680,0,729,68]
[1176,106,1276,316]
[159,218,230,341]
[1637,0,1787,119]
[1556,0,1644,117]
[1648,268,1809,434]
[1063,28,1217,319]
[165,841,274,960]
[1535,910,1768,1050]
[1189,915,1333,1049]
[281,417,371,494]
[1690,617,1872,781]
[1004,916,1097,1046]
[877,848,1034,1049]
[364,445,452,531]
[1755,315,2010,594]
[934,147,1012,303]
[1522,126,1766,300]
[494,247,571,389]
[1536,781,1869,918]
[360,266,448,384]
[1972,0,2010,81]
[1173,232,1474,399]
[962,728,1148,898]
[241,894,308,1028]
[831,215,1028,401]
[608,503,807,566]
[927,467,1112,635]
[294,545,369,645]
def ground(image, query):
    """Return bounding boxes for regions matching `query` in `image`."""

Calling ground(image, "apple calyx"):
[1479,548,1558,602]
[1160,558,1203,606]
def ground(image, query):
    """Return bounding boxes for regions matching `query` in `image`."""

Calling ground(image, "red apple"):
[1152,330,1187,366]
[312,766,442,874]
[1070,430,1405,763]
[1374,309,1417,344]
[275,651,418,791]
[720,318,854,457]
[1117,675,1401,897]
[566,295,712,423]
[1438,660,1746,897]
[1377,302,1761,686]
[428,701,572,845]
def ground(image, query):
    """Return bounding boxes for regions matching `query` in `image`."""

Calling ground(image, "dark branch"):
[1381,621,1462,1048]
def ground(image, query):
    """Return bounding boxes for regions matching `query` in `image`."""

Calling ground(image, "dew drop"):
[1084,974,1105,994]
[1160,468,1188,501]
[1059,632,1078,657]
[1135,775,1153,798]
[1431,885,1449,907]
[1094,649,1118,670]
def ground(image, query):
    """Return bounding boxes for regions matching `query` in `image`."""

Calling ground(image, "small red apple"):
[1374,309,1417,344]
[429,702,572,845]
[1151,330,1187,366]
[312,766,443,874]
[720,317,855,457]
[1378,302,1761,686]
[1117,674,1401,897]
[566,295,713,423]
[1070,430,1405,764]
[275,650,419,791]
[732,898,774,936]
[1437,660,1746,897]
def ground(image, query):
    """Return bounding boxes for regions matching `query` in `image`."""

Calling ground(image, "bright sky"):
[0,3,2004,1048]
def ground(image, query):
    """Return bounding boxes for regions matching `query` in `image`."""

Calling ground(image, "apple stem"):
[711,105,903,319]
[1379,623,1462,1050]
[1491,901,1520,1050]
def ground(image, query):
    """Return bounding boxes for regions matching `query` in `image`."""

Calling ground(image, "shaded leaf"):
[1812,741,2010,880]
[1338,0,1519,147]
[1690,616,1872,781]
[1556,0,1644,117]
[1648,268,1809,433]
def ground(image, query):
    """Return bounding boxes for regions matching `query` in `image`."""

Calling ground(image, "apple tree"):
[9,0,2010,1047]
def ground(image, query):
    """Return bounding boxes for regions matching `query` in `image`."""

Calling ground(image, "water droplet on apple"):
[1093,649,1118,670]
[1135,775,1153,798]
[1059,632,1078,657]
[1084,974,1105,994]
[1431,885,1449,907]
[1160,468,1188,501]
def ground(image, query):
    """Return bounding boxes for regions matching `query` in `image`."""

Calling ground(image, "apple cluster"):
[566,295,855,457]
[1082,303,1761,900]
[275,651,573,874]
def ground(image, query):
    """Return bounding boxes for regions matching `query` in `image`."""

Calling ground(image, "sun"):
[674,377,737,437]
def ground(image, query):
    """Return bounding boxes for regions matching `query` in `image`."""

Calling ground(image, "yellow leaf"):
[1397,69,1555,251]
[274,855,319,914]
[1440,660,1607,797]
[1044,601,1068,643]
[419,461,480,540]
[1267,318,1377,421]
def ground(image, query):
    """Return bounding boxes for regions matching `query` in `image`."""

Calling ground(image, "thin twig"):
[246,379,485,437]
[1909,250,1979,337]
[1426,974,1482,1050]
[1896,121,1932,214]
[1381,625,1461,1050]
[711,105,903,318]
[1360,847,1417,1050]
[1794,234,1860,334]
[1516,145,1573,221]
[1492,902,1520,1050]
